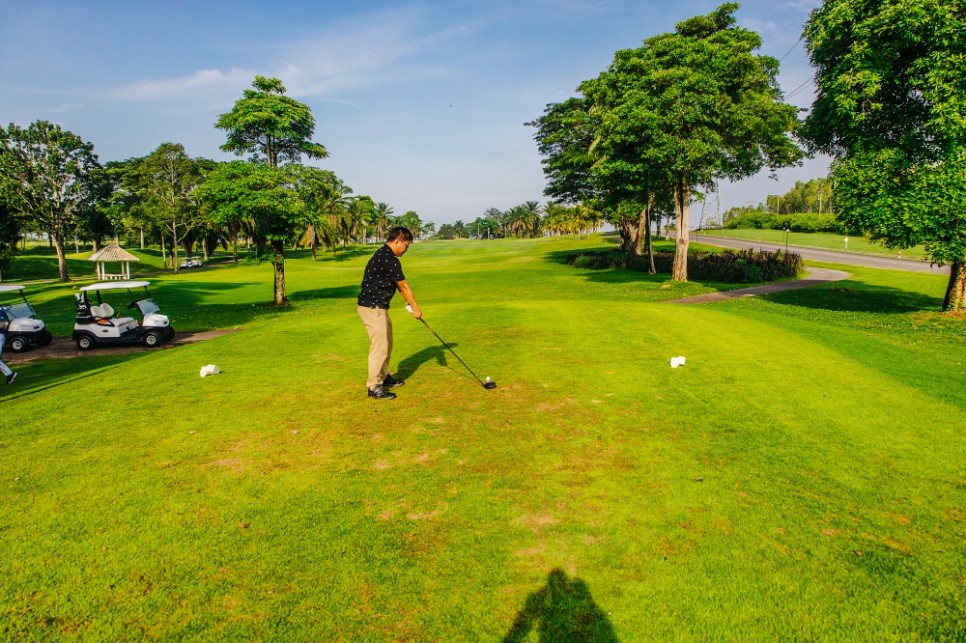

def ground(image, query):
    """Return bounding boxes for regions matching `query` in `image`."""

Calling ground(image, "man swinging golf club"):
[357,226,421,400]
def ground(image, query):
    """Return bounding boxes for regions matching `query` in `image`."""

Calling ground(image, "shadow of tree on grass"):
[503,569,619,643]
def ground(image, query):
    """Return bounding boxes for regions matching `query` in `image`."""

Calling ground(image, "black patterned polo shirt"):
[357,244,405,309]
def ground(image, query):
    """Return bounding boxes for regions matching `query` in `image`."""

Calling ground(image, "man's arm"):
[395,279,422,319]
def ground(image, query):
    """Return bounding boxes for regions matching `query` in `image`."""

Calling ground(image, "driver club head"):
[483,381,497,389]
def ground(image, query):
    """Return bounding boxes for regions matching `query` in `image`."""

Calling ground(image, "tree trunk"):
[942,260,965,312]
[672,178,690,282]
[171,220,180,274]
[633,209,646,257]
[272,240,287,305]
[52,232,69,282]
[644,194,656,275]
[617,218,635,254]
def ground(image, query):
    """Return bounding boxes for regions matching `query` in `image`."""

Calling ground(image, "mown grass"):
[698,228,927,260]
[1,236,964,641]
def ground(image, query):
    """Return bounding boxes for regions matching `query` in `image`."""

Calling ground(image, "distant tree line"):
[718,178,850,233]
[434,202,604,240]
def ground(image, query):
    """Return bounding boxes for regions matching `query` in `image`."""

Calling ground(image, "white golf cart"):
[0,285,54,352]
[73,280,175,350]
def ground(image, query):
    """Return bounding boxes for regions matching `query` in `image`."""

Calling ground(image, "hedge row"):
[567,249,804,283]
[724,211,849,233]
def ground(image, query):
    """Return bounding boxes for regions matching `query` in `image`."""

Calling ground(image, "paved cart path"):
[5,329,238,363]
[669,267,853,304]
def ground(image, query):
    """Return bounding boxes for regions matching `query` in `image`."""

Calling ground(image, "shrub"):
[726,210,842,233]
[566,249,803,283]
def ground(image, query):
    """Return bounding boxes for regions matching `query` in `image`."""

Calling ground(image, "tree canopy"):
[215,76,328,168]
[532,3,803,281]
[804,0,966,310]
[213,76,331,304]
[0,120,102,281]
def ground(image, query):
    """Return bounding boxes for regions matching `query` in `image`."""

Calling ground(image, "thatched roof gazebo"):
[88,244,139,280]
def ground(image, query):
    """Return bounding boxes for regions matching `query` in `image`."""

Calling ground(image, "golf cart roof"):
[0,285,26,294]
[80,280,151,292]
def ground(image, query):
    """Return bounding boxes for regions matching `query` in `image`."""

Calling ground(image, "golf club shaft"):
[419,317,488,386]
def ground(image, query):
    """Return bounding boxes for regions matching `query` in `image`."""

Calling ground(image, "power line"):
[778,36,803,62]
[785,77,815,100]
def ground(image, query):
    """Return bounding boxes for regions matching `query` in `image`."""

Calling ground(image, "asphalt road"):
[691,234,950,275]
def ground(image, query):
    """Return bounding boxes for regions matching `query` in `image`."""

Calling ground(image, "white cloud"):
[47,102,85,114]
[105,67,255,104]
[101,7,468,108]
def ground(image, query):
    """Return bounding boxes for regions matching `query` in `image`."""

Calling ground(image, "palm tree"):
[372,202,393,241]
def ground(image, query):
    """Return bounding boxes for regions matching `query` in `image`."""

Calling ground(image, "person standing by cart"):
[357,226,422,400]
[0,326,17,384]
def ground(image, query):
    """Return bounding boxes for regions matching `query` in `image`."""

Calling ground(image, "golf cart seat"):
[91,303,136,328]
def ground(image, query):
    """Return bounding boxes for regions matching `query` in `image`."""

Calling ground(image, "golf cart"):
[73,280,175,350]
[0,285,54,352]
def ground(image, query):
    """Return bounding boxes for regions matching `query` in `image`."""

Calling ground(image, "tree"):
[583,4,803,281]
[131,143,208,271]
[291,165,343,258]
[0,200,20,280]
[393,210,424,237]
[371,202,394,241]
[526,97,599,206]
[216,76,328,168]
[196,161,307,305]
[803,0,966,310]
[214,76,329,303]
[0,121,102,281]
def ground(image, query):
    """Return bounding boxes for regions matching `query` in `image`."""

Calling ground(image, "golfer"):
[357,226,422,400]
[0,327,17,385]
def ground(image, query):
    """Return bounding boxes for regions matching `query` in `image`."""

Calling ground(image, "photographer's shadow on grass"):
[396,344,449,383]
[503,568,619,642]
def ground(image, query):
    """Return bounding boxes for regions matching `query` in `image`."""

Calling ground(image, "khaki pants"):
[358,306,393,390]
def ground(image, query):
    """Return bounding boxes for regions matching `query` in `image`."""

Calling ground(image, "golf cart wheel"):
[8,336,27,352]
[38,330,53,347]
[143,331,162,347]
[76,335,97,350]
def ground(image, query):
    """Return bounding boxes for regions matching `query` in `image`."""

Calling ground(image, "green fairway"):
[1,236,964,641]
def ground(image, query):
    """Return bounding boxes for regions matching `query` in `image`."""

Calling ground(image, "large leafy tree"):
[583,4,803,281]
[214,76,329,303]
[130,143,209,271]
[393,210,424,237]
[0,121,102,281]
[216,76,328,168]
[196,161,307,304]
[804,0,966,310]
[0,200,20,279]
[526,97,598,206]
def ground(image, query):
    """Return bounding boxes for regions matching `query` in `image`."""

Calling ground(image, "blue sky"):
[1,0,828,225]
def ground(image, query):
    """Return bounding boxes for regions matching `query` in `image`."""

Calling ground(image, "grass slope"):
[1,236,964,641]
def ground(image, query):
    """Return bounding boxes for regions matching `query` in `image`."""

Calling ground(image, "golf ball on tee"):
[485,376,491,382]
